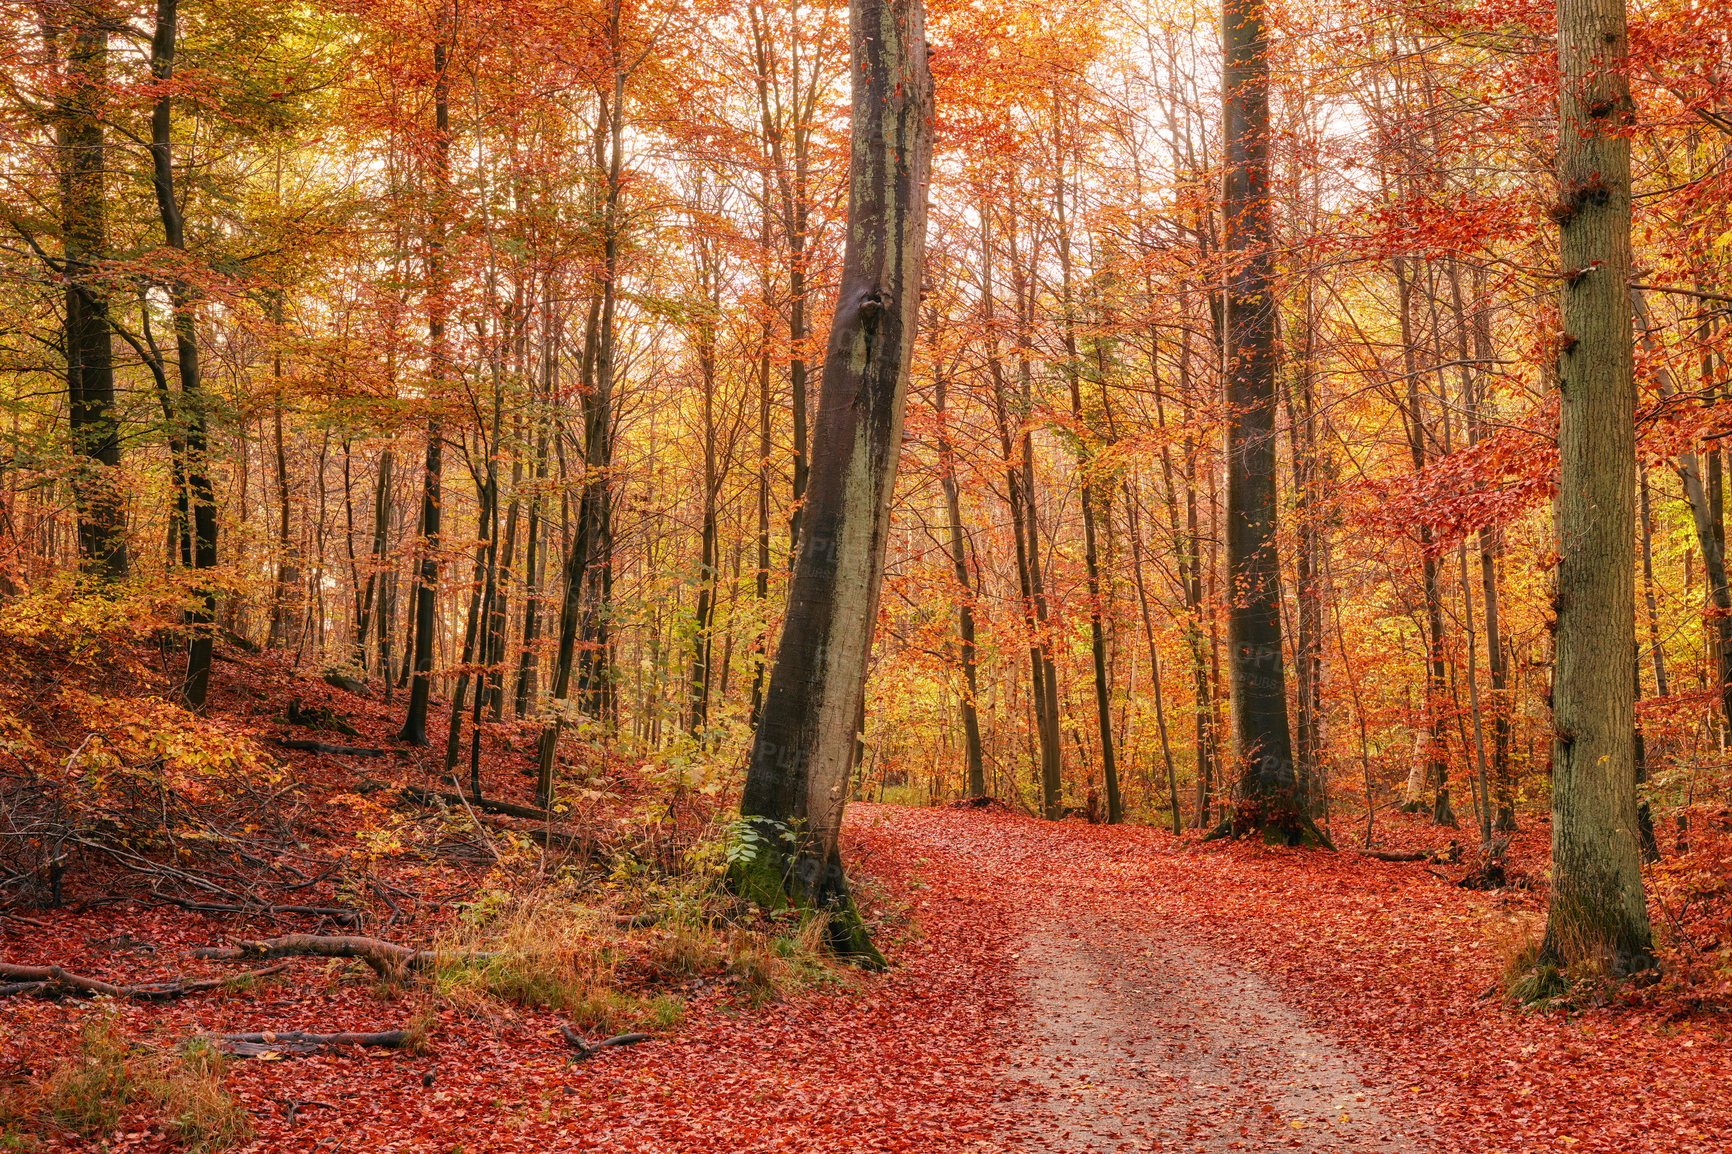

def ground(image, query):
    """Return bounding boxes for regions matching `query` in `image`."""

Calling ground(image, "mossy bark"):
[1542,0,1654,976]
[727,823,886,969]
[732,0,930,966]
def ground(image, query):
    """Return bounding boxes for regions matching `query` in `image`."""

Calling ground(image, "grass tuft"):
[19,1019,251,1151]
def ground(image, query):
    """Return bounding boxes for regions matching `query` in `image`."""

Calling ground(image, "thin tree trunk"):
[398,22,452,746]
[1634,288,1732,730]
[1127,477,1181,834]
[933,320,984,798]
[1053,133,1120,823]
[147,0,213,709]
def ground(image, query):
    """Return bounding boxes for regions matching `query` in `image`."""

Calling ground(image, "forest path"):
[861,805,1437,1153]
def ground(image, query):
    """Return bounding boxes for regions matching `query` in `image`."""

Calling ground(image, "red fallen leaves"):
[7,800,1729,1153]
[875,804,1729,1154]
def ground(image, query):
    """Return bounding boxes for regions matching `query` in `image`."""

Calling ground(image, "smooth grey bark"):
[1215,0,1320,844]
[736,0,931,959]
[1543,0,1653,973]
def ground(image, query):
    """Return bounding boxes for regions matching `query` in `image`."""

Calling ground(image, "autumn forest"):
[0,0,1728,1148]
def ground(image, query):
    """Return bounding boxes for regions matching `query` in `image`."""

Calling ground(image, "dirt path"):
[875,807,1437,1153]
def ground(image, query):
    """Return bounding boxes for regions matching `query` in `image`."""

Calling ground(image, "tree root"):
[557,1025,650,1061]
[0,960,289,999]
[208,1029,407,1057]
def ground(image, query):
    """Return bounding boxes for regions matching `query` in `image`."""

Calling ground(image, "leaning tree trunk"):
[148,0,215,710]
[1542,0,1653,974]
[735,0,931,962]
[1216,0,1323,845]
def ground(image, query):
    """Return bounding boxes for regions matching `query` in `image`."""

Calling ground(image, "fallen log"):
[0,960,290,1000]
[323,669,372,697]
[277,738,388,757]
[400,786,595,856]
[208,1029,407,1057]
[1356,840,1462,864]
[557,1025,650,1062]
[150,895,361,925]
[192,933,436,979]
[401,784,554,822]
[286,699,363,738]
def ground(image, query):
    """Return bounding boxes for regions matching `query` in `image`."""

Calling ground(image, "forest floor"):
[6,799,1729,1153]
[1,636,1729,1152]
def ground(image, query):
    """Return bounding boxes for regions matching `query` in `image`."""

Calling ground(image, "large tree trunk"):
[58,9,129,584]
[735,0,931,961]
[1217,0,1318,844]
[1543,0,1653,974]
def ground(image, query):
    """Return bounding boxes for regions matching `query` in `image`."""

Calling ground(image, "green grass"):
[25,1021,250,1151]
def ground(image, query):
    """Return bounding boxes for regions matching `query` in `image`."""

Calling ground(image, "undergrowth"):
[434,830,850,1032]
[2,1019,249,1151]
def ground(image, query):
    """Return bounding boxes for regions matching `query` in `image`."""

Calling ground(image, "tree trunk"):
[1054,138,1121,824]
[58,9,129,583]
[981,201,1063,820]
[1217,0,1319,844]
[537,46,626,796]
[398,26,451,746]
[147,0,214,710]
[933,324,984,798]
[1543,0,1653,974]
[1633,288,1732,730]
[353,449,393,671]
[1393,258,1454,826]
[735,0,931,962]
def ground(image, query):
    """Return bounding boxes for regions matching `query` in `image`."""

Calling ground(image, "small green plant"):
[1506,962,1570,1008]
[34,1020,249,1151]
[42,1019,137,1134]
